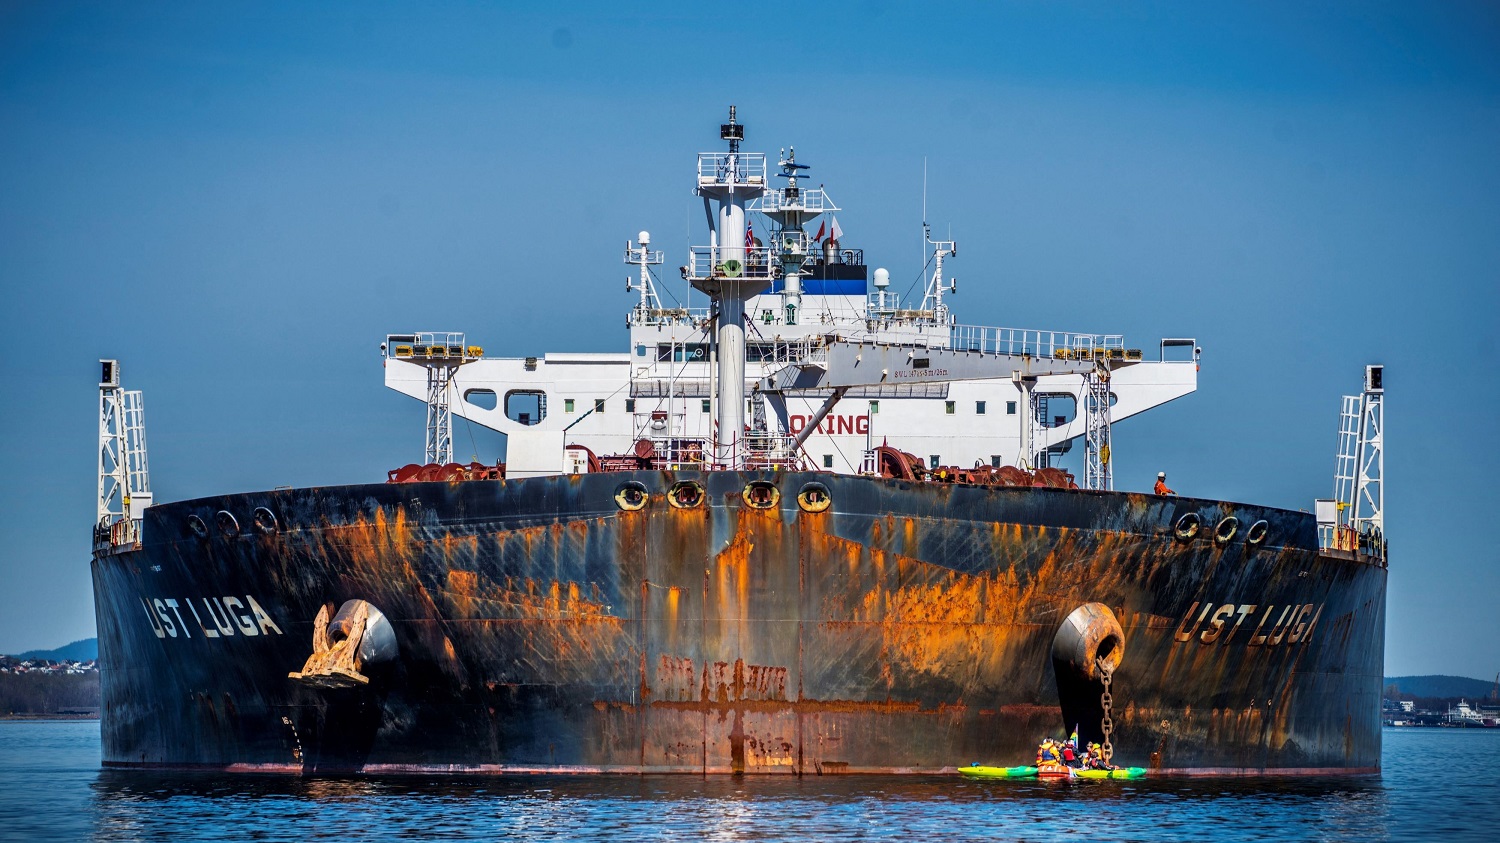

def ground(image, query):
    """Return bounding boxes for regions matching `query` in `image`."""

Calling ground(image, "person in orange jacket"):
[1154,471,1175,496]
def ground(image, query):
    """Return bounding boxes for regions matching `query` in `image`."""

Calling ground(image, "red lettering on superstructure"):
[788,415,870,436]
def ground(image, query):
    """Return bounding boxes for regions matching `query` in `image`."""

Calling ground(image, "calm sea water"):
[0,722,1493,842]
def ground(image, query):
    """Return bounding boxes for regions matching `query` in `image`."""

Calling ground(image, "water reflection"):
[87,771,1394,842]
[11,723,1495,842]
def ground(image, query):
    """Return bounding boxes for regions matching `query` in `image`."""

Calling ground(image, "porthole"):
[1246,520,1269,546]
[253,507,278,535]
[186,514,208,538]
[614,481,648,512]
[797,482,832,513]
[215,510,240,538]
[742,481,780,510]
[1214,516,1239,545]
[1173,512,1201,541]
[668,481,705,509]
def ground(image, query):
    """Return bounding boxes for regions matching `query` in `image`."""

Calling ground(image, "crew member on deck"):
[1154,472,1176,496]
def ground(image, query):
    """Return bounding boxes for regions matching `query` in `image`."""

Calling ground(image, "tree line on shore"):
[0,673,100,715]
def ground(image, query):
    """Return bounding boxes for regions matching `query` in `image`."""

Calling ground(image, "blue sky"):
[1,1,1497,678]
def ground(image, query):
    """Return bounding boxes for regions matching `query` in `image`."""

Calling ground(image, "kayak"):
[1072,767,1148,780]
[959,764,1039,779]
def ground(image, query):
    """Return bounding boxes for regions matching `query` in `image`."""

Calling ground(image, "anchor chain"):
[1098,656,1115,764]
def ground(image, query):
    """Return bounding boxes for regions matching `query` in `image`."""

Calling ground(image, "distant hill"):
[1385,675,1496,700]
[12,638,98,662]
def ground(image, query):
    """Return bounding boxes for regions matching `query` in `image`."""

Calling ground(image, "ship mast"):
[684,106,769,468]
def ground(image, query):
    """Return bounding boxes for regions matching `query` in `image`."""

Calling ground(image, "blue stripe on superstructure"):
[770,278,868,296]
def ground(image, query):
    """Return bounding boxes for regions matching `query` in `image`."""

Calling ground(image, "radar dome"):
[638,231,651,246]
[873,268,890,288]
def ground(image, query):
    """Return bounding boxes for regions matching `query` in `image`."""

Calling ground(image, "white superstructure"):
[384,108,1200,481]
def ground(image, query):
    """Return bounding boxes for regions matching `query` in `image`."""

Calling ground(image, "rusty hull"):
[92,471,1385,774]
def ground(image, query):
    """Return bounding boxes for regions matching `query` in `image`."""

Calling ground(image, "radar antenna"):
[625,230,665,324]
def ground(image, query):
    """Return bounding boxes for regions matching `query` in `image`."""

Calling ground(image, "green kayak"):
[959,764,1039,779]
[1072,766,1148,780]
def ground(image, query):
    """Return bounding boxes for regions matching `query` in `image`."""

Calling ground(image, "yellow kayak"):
[958,764,1038,779]
[1072,766,1148,779]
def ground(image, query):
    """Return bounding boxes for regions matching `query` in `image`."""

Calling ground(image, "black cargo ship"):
[91,110,1387,775]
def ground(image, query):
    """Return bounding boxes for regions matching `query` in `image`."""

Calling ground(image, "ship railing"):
[629,306,712,327]
[647,438,709,470]
[385,331,482,360]
[688,246,780,281]
[947,324,1126,359]
[632,411,688,440]
[1319,522,1387,565]
[751,187,835,214]
[740,432,803,471]
[789,248,865,269]
[93,516,141,553]
[697,152,768,187]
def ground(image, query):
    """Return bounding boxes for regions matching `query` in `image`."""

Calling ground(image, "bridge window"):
[505,391,547,426]
[659,343,709,363]
[463,389,498,411]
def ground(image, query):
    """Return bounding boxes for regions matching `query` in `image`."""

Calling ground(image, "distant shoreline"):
[0,714,99,722]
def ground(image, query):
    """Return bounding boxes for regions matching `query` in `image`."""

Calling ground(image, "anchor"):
[288,599,397,689]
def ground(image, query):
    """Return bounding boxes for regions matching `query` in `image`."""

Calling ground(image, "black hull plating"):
[92,471,1385,774]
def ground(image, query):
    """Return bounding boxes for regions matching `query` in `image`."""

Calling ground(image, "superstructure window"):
[1006,401,1017,415]
[505,391,547,426]
[594,399,605,413]
[823,455,833,468]
[701,399,711,413]
[991,455,1002,467]
[869,400,879,414]
[945,401,955,415]
[625,399,636,413]
[464,389,498,410]
[658,343,708,363]
[564,398,575,413]
[976,401,986,415]
[929,455,940,469]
